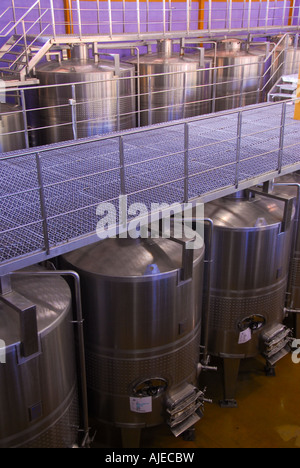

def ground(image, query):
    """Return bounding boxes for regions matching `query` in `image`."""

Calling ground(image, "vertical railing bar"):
[278,102,287,174]
[21,20,29,72]
[11,0,17,34]
[136,0,141,37]
[168,0,172,33]
[38,0,43,34]
[212,67,217,113]
[247,0,252,30]
[20,89,30,149]
[148,75,152,125]
[186,0,190,35]
[282,0,287,26]
[258,0,262,28]
[108,0,113,38]
[228,0,232,30]
[119,136,126,196]
[146,0,150,33]
[76,0,82,39]
[272,0,277,26]
[116,77,120,132]
[35,152,50,255]
[183,71,187,120]
[97,0,101,34]
[184,122,189,203]
[239,65,244,108]
[235,111,243,189]
[163,0,166,35]
[208,0,212,32]
[70,84,78,140]
[49,0,56,40]
[123,0,126,34]
[265,0,270,30]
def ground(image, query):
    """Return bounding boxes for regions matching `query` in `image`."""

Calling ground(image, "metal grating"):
[1,100,300,275]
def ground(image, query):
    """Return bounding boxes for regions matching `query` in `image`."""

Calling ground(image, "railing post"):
[119,136,126,196]
[235,111,243,189]
[35,152,50,255]
[49,0,56,40]
[20,89,30,149]
[70,84,78,140]
[184,122,189,203]
[278,102,287,174]
[76,0,82,39]
[11,0,17,34]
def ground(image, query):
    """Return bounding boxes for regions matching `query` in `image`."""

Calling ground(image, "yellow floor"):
[92,352,300,449]
[139,354,300,449]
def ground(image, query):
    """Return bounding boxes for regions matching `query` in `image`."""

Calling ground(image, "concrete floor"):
[92,352,300,449]
[140,354,300,449]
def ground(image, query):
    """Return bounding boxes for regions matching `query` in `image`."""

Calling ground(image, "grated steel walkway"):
[1,100,300,275]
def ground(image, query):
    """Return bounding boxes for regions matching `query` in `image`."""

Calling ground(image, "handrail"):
[0,1,45,38]
[0,0,299,40]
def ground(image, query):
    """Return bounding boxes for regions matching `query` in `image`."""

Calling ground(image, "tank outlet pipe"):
[10,269,91,449]
[197,362,217,376]
[181,217,214,365]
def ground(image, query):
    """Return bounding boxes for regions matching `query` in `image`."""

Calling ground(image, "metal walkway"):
[0,100,300,275]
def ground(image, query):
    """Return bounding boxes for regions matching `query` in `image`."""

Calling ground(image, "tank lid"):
[0,269,71,347]
[217,39,244,52]
[62,231,204,278]
[204,194,290,229]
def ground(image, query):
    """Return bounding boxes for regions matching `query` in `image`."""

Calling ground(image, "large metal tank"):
[270,34,300,86]
[30,44,136,145]
[61,231,205,447]
[205,39,265,112]
[0,103,25,152]
[202,189,294,406]
[273,172,300,338]
[126,39,212,126]
[0,269,80,448]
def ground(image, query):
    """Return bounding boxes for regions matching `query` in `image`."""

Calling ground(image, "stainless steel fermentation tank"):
[0,269,79,448]
[272,172,300,339]
[61,232,206,447]
[126,39,212,126]
[0,103,25,152]
[202,189,294,406]
[205,39,265,112]
[31,43,136,145]
[270,34,300,86]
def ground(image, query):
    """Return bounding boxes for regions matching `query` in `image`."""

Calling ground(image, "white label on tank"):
[238,328,252,344]
[130,396,152,413]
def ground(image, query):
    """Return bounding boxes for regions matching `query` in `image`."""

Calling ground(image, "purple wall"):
[0,0,299,47]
